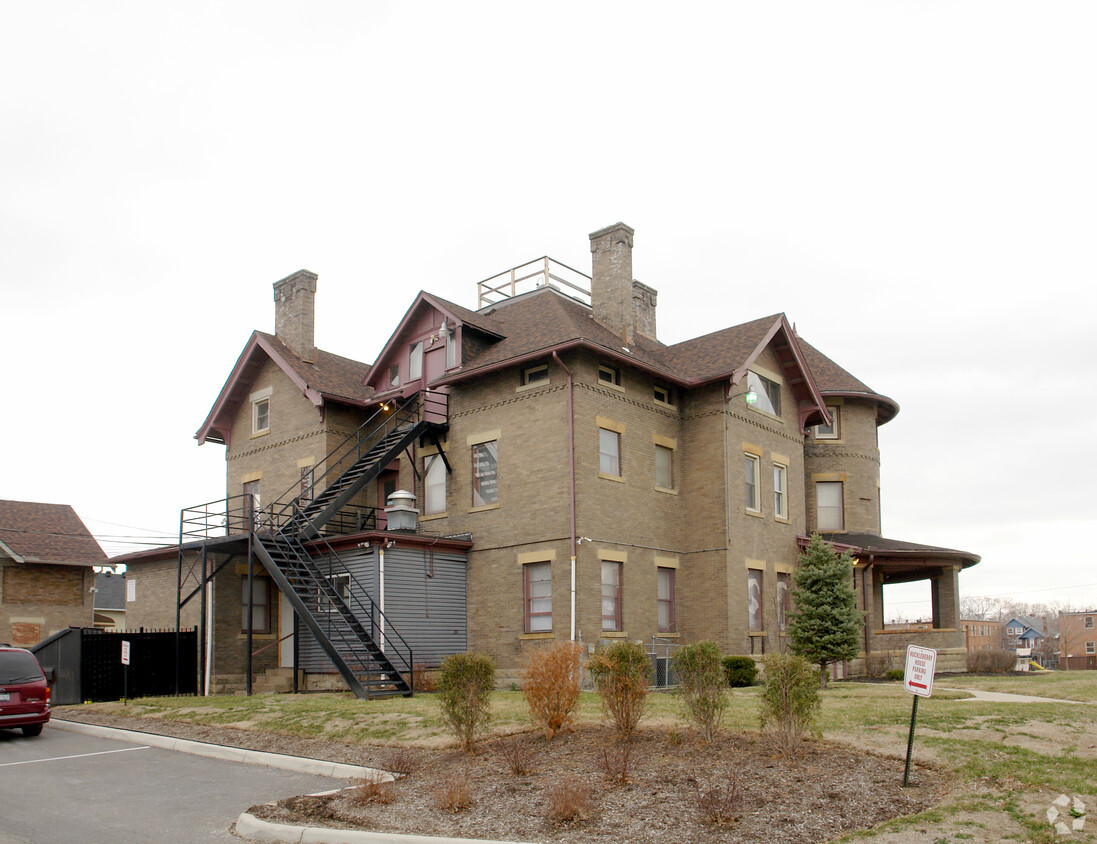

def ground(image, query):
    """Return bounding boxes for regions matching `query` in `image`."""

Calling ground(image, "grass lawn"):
[65,671,1097,842]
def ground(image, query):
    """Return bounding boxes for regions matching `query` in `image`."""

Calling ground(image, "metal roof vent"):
[385,489,419,531]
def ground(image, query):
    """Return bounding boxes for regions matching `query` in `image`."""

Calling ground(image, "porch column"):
[870,567,886,632]
[930,565,960,629]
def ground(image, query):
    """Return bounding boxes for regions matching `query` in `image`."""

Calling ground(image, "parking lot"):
[0,722,348,843]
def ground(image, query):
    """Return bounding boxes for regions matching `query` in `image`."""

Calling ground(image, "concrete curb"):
[50,718,383,780]
[233,812,525,844]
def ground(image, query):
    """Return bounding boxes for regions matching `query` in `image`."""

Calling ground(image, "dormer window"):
[746,371,781,417]
[389,365,400,388]
[409,342,424,380]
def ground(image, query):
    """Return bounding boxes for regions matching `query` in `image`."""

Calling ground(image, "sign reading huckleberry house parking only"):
[904,645,936,697]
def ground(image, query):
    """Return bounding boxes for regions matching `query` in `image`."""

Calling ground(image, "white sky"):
[3,2,1095,619]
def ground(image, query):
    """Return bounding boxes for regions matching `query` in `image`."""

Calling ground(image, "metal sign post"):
[902,644,937,787]
[121,640,131,706]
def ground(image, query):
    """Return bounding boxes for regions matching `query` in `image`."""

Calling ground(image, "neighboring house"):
[0,500,106,647]
[92,570,126,630]
[1002,615,1054,667]
[120,222,980,695]
[1058,609,1097,670]
[960,618,1005,651]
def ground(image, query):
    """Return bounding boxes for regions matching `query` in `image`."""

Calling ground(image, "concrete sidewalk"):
[936,687,1097,704]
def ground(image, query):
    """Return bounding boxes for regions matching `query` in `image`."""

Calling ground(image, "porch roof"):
[817,531,980,584]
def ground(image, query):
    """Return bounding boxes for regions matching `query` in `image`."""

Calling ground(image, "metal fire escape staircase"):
[251,393,448,699]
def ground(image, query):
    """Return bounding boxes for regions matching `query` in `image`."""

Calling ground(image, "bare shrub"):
[863,651,890,679]
[380,747,418,778]
[348,776,395,806]
[437,652,496,751]
[520,641,583,739]
[499,736,535,776]
[412,663,438,692]
[544,777,594,825]
[967,648,1018,673]
[435,775,475,813]
[588,641,653,739]
[598,742,633,784]
[759,652,821,757]
[673,641,728,743]
[692,771,742,825]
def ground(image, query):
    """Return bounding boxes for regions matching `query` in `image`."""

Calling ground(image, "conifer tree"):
[786,532,863,688]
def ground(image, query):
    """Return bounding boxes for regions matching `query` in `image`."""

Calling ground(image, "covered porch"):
[821,532,981,671]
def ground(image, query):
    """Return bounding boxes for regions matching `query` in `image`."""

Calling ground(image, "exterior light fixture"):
[745,389,758,404]
[438,319,450,342]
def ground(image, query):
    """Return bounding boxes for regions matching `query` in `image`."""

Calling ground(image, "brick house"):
[960,618,1005,651]
[0,499,106,646]
[122,222,980,694]
[1057,609,1096,670]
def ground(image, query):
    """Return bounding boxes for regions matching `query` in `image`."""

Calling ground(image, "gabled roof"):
[798,338,900,425]
[196,331,373,446]
[0,499,108,567]
[94,570,126,610]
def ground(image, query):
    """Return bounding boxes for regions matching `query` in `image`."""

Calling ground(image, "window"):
[446,335,456,369]
[747,569,763,632]
[773,463,788,519]
[241,576,270,633]
[320,573,350,613]
[816,481,844,530]
[299,467,313,504]
[472,440,498,506]
[424,453,446,515]
[601,561,622,632]
[655,444,673,489]
[815,405,840,439]
[521,364,549,386]
[598,364,621,387]
[1086,641,1095,655]
[777,572,790,631]
[388,365,399,388]
[657,567,675,633]
[747,371,781,417]
[600,428,621,476]
[252,397,270,434]
[1085,616,1094,629]
[524,562,552,632]
[409,341,423,380]
[654,384,674,405]
[745,454,760,511]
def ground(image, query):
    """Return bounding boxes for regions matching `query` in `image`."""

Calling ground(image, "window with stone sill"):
[655,444,673,489]
[521,364,549,386]
[746,371,781,417]
[598,364,621,387]
[745,454,760,512]
[601,561,622,632]
[815,405,840,439]
[524,561,552,633]
[241,576,271,634]
[252,397,270,434]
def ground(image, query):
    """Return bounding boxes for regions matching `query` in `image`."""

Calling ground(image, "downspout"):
[378,545,387,652]
[552,350,578,642]
[863,554,873,656]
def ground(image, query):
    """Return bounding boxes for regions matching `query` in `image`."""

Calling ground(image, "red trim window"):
[524,562,551,633]
[601,561,622,632]
[657,567,675,633]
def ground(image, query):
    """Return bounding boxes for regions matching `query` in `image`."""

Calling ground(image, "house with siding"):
[0,500,106,647]
[120,222,980,695]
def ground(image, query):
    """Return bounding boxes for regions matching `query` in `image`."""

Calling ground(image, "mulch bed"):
[55,708,947,843]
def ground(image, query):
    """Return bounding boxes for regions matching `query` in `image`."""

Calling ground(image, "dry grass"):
[691,770,743,826]
[544,776,595,825]
[499,735,536,776]
[434,774,475,813]
[348,777,394,806]
[598,742,634,784]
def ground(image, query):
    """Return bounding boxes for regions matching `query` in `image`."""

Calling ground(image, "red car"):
[0,646,51,737]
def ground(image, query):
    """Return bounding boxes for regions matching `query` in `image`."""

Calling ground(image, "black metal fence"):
[33,627,198,704]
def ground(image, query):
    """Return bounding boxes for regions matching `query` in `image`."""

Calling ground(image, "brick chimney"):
[273,270,317,364]
[589,222,657,343]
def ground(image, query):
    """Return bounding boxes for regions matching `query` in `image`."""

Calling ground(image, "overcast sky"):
[3,2,1094,620]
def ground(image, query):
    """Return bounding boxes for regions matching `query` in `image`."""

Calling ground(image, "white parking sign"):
[904,645,936,697]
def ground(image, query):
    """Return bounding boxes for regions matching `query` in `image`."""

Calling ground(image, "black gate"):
[80,628,198,702]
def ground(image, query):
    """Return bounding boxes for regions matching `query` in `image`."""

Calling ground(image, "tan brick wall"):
[0,561,93,645]
[124,555,202,631]
[804,398,882,534]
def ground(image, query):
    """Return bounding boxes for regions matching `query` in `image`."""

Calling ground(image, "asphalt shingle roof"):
[256,332,373,404]
[0,500,108,566]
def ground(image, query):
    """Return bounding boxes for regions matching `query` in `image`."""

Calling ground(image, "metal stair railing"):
[264,391,449,538]
[253,503,414,698]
